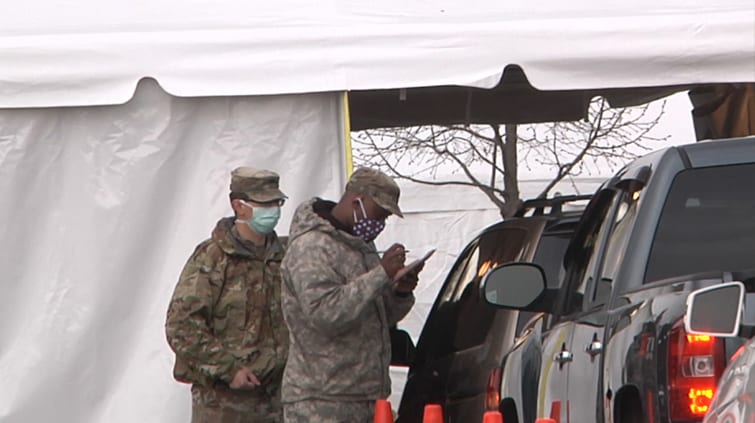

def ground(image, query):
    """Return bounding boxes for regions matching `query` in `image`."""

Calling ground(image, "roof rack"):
[514,194,593,217]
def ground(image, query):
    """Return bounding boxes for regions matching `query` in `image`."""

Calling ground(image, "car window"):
[533,231,574,289]
[596,191,640,303]
[645,163,755,283]
[425,226,528,358]
[516,230,574,334]
[440,244,481,304]
[559,190,620,316]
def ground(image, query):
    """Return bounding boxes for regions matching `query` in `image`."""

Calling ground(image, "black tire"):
[615,388,644,423]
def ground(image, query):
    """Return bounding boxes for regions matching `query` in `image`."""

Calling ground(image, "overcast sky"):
[372,91,697,183]
[516,91,696,180]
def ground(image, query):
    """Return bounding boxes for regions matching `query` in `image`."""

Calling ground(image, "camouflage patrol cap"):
[230,167,287,202]
[345,167,403,217]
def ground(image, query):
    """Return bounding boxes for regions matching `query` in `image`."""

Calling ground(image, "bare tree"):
[352,98,669,218]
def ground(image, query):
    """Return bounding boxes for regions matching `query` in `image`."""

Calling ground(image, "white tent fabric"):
[0,80,348,423]
[1,0,753,108]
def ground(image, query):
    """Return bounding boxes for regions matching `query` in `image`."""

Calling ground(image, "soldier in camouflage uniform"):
[166,167,289,423]
[280,167,422,423]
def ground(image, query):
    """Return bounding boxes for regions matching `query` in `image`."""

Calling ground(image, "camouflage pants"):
[191,383,282,423]
[283,399,374,423]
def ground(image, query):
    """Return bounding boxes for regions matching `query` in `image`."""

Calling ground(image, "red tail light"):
[486,367,503,411]
[667,320,725,421]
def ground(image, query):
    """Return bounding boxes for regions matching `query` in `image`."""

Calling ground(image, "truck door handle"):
[554,350,574,363]
[585,341,603,356]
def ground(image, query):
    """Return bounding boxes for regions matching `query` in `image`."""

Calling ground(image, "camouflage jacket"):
[280,198,415,403]
[165,217,288,391]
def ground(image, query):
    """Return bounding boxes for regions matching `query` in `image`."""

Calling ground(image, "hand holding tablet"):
[393,249,436,282]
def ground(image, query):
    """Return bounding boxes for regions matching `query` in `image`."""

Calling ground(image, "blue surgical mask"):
[240,201,281,235]
[352,198,385,242]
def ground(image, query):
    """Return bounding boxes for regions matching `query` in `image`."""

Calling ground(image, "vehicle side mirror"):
[390,327,416,367]
[481,263,547,310]
[685,281,745,337]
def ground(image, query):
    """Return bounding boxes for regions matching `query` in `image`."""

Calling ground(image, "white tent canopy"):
[1,0,753,108]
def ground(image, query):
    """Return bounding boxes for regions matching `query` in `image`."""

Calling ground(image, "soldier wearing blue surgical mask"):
[166,167,289,423]
[236,198,283,238]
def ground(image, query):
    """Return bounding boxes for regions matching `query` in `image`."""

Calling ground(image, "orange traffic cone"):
[374,399,393,423]
[535,419,556,423]
[482,411,504,423]
[422,404,444,423]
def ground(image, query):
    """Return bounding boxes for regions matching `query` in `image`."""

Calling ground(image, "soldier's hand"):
[230,367,261,389]
[245,370,261,387]
[380,243,406,279]
[394,262,422,294]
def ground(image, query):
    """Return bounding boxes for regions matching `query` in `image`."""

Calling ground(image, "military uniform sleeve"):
[382,287,415,326]
[283,239,392,335]
[165,243,240,384]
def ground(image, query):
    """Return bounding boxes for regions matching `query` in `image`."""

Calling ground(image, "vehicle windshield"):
[645,163,755,283]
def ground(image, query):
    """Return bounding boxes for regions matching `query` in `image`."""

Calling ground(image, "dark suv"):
[482,136,755,423]
[395,195,591,423]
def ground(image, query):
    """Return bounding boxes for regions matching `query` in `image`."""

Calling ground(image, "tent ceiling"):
[0,0,752,109]
[348,66,692,130]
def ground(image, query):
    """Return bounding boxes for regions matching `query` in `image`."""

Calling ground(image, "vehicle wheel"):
[500,398,519,423]
[615,388,643,423]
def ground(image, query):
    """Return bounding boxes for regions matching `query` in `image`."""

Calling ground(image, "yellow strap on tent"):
[342,91,354,177]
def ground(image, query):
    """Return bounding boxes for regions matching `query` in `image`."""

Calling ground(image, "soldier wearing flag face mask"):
[166,167,289,423]
[280,167,422,423]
